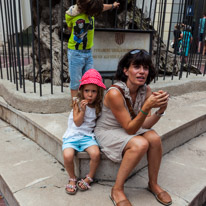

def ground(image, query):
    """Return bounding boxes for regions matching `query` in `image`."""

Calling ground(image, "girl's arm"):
[142,88,169,129]
[103,2,120,11]
[104,86,168,135]
[73,100,88,127]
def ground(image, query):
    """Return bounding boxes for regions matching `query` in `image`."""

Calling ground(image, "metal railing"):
[0,0,205,96]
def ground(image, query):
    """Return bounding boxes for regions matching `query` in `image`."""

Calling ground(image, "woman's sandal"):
[110,188,132,206]
[77,175,93,191]
[147,183,172,206]
[65,177,77,195]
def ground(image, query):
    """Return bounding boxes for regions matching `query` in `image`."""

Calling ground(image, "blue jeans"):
[68,49,93,90]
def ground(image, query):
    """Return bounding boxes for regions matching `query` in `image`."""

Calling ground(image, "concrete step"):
[0,92,206,180]
[0,77,206,181]
[0,119,206,206]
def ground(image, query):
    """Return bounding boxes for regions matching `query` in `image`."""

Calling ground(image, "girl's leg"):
[112,136,149,203]
[85,145,100,178]
[78,145,100,189]
[63,148,76,192]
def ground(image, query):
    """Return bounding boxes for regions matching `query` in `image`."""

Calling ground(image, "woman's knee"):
[145,131,162,148]
[129,137,149,154]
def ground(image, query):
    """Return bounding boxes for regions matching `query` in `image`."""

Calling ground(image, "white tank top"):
[62,105,96,139]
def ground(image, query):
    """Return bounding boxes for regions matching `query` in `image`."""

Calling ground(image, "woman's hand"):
[144,90,169,110]
[152,90,169,113]
[142,90,169,129]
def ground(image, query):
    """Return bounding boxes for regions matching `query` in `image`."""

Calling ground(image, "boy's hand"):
[113,2,120,9]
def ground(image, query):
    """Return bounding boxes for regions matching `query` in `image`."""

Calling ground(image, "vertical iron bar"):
[155,0,164,80]
[124,0,128,29]
[196,0,204,73]
[1,0,9,80]
[114,0,119,29]
[36,0,42,96]
[27,28,30,64]
[177,0,183,25]
[171,0,178,80]
[178,0,186,79]
[186,0,195,77]
[10,0,18,87]
[5,0,12,82]
[13,0,22,87]
[152,0,158,27]
[0,50,2,78]
[49,0,53,94]
[148,0,153,29]
[2,45,6,68]
[61,0,64,92]
[160,0,167,79]
[30,0,36,93]
[164,0,174,80]
[132,0,136,29]
[140,0,145,29]
[7,0,16,83]
[18,0,25,93]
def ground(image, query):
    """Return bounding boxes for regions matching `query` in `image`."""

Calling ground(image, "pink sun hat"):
[79,69,106,89]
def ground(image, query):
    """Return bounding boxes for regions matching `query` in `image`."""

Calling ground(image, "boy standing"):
[65,0,120,98]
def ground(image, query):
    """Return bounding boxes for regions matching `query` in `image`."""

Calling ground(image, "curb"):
[1,98,206,181]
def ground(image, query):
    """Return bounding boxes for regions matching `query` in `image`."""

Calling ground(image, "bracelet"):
[155,111,165,117]
[111,4,114,10]
[140,109,148,115]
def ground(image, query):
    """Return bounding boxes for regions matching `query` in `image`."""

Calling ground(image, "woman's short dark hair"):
[115,49,156,85]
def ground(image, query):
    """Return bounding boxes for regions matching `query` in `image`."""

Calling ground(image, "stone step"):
[0,74,206,181]
[1,119,206,206]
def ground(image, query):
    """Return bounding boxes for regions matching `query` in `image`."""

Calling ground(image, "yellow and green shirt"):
[65,13,94,50]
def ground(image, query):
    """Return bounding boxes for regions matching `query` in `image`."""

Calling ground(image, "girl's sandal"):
[65,178,78,195]
[77,175,93,191]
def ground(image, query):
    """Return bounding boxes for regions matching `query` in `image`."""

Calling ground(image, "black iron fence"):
[0,0,205,96]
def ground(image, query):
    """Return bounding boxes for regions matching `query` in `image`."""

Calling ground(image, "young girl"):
[62,69,106,195]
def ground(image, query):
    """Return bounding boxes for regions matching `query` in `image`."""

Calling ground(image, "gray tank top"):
[96,81,147,129]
